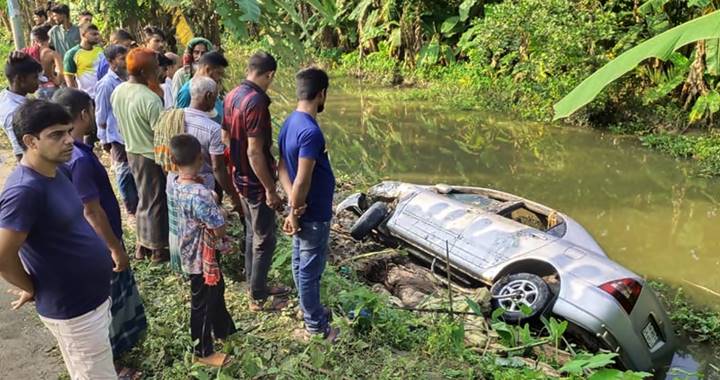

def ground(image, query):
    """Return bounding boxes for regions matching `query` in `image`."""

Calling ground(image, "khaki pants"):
[40,299,116,380]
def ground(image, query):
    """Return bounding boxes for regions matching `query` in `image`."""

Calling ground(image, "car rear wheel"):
[350,202,390,240]
[491,273,551,323]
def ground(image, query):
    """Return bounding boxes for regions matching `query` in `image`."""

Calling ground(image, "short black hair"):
[50,4,70,16]
[31,25,51,42]
[5,53,42,82]
[157,52,174,67]
[296,67,329,101]
[110,29,134,43]
[104,44,128,62]
[198,51,228,69]
[33,8,47,17]
[79,10,93,17]
[170,134,201,166]
[52,87,93,119]
[79,23,98,35]
[143,25,166,41]
[13,99,72,151]
[247,51,277,75]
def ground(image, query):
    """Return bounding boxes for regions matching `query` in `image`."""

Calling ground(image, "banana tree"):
[553,10,720,120]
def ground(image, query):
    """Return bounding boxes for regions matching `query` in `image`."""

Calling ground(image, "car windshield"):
[446,193,501,210]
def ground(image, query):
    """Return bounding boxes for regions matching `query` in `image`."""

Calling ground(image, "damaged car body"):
[337,181,677,372]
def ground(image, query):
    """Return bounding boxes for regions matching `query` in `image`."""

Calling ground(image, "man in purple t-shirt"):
[0,99,116,379]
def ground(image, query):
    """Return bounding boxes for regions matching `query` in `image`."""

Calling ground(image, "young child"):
[167,134,236,367]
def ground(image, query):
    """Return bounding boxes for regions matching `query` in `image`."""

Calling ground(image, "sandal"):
[268,285,291,296]
[249,296,289,312]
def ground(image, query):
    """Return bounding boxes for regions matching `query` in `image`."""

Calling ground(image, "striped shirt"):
[184,108,225,190]
[223,80,275,201]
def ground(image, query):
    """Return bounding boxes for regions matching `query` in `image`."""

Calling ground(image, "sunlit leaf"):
[706,39,720,75]
[465,297,484,315]
[459,0,479,21]
[441,16,460,36]
[687,0,711,8]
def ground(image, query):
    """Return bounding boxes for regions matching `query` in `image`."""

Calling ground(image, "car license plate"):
[642,322,659,347]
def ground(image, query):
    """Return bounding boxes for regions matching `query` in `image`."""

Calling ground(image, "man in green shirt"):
[111,48,169,263]
[49,4,80,58]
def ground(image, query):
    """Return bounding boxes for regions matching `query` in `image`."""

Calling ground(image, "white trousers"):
[39,298,117,380]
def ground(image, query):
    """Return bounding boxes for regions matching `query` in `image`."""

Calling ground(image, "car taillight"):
[599,278,643,313]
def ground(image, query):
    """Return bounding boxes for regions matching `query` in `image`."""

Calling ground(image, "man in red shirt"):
[223,52,289,311]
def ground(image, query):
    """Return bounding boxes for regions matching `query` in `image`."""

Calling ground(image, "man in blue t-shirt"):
[53,88,147,367]
[278,67,338,342]
[0,100,116,379]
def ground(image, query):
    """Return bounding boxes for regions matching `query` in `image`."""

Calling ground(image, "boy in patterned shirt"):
[167,134,236,367]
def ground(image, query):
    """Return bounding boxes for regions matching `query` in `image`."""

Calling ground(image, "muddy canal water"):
[270,78,719,374]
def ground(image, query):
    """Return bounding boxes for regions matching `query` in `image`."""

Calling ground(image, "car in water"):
[336,181,677,372]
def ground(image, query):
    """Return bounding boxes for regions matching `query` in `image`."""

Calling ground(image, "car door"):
[386,190,471,261]
[387,190,557,280]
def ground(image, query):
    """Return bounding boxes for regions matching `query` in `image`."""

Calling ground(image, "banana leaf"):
[553,10,720,120]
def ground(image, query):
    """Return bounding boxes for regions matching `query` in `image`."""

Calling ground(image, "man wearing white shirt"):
[181,76,241,213]
[0,54,42,161]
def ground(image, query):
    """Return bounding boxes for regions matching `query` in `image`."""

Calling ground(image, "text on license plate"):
[642,322,659,347]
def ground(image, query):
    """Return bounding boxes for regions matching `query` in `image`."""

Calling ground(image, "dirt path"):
[0,150,63,379]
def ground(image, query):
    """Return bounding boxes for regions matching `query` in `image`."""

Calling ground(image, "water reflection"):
[268,77,720,372]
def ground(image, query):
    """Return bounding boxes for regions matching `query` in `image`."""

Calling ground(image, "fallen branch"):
[338,248,403,265]
[496,338,552,354]
[392,306,479,316]
[682,279,720,298]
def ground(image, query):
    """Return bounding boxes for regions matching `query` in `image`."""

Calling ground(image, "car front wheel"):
[491,273,552,323]
[350,201,390,240]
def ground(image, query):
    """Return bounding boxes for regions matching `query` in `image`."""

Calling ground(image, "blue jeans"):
[111,143,138,215]
[292,220,330,334]
[115,161,138,215]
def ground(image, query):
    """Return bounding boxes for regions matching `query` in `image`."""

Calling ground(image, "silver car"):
[337,181,676,372]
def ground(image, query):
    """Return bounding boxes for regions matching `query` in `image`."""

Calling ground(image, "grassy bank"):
[121,210,657,379]
[112,175,662,379]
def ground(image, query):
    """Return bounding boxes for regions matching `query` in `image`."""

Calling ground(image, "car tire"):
[491,273,551,323]
[350,202,390,240]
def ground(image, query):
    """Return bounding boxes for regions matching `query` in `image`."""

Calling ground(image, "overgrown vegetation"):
[34,0,720,174]
[651,281,720,344]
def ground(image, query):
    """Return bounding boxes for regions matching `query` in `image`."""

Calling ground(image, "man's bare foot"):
[194,352,231,368]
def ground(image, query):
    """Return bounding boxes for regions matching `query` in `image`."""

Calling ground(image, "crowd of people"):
[0,3,338,379]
